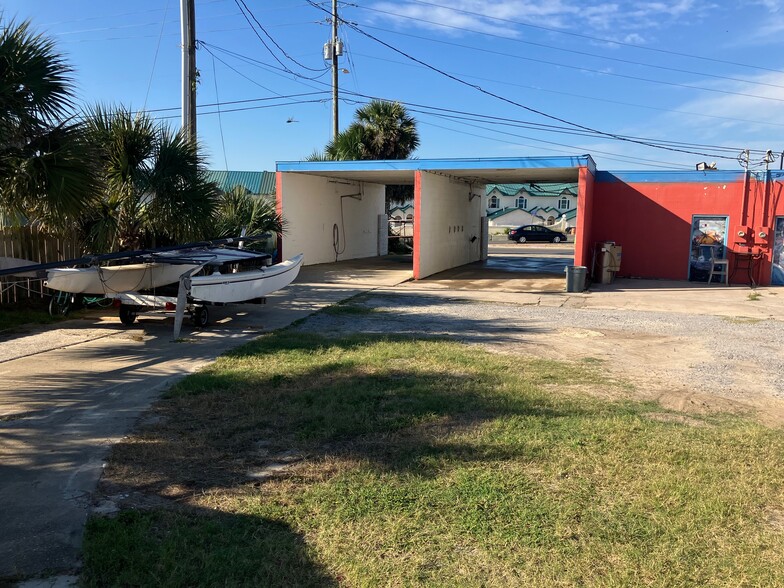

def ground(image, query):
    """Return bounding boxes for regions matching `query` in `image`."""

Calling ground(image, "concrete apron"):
[0,259,413,581]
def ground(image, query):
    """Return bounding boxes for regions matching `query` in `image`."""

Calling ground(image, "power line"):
[73,92,330,120]
[153,97,330,121]
[350,3,784,93]
[412,116,690,170]
[337,89,760,157]
[201,42,287,96]
[323,13,746,160]
[196,39,772,159]
[199,41,329,90]
[234,0,328,74]
[354,22,784,105]
[418,119,688,170]
[142,0,171,110]
[40,0,229,28]
[211,53,230,170]
[390,0,784,76]
[350,49,784,131]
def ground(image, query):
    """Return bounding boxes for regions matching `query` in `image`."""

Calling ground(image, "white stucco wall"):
[488,209,539,228]
[278,173,385,265]
[415,172,485,279]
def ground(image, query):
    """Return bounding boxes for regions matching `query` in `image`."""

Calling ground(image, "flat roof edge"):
[276,155,596,173]
[598,170,746,183]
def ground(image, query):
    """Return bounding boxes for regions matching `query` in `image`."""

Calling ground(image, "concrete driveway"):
[0,259,413,581]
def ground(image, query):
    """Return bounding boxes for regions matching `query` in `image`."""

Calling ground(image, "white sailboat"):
[190,253,303,303]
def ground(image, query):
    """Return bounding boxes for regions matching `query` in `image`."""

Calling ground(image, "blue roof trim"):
[597,170,745,183]
[277,155,596,173]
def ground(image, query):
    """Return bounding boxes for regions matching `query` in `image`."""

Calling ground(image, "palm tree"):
[0,18,98,228]
[213,185,285,239]
[83,106,219,251]
[354,100,419,160]
[308,100,420,162]
[324,123,369,160]
[307,100,420,209]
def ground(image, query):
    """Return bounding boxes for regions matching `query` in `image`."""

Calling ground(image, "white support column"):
[378,214,389,256]
[480,216,489,261]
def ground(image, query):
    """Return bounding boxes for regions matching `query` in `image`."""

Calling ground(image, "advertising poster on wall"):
[689,216,728,282]
[773,217,784,286]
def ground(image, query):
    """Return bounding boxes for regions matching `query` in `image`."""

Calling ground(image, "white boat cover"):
[45,262,203,295]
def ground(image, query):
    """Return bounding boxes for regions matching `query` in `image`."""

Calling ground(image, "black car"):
[508,224,567,243]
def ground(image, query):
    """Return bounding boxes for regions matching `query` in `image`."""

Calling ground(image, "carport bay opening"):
[275,156,592,280]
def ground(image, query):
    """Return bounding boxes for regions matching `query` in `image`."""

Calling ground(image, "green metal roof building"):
[206,171,276,195]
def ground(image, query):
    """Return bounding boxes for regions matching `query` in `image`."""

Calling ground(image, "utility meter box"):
[754,226,771,246]
[596,241,622,284]
[735,225,752,244]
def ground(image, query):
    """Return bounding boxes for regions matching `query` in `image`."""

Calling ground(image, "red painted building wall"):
[590,170,784,285]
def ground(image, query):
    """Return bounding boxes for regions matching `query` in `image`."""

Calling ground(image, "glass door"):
[688,215,728,282]
[773,217,784,286]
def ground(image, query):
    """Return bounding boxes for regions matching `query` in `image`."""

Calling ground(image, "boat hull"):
[190,254,303,303]
[45,263,202,295]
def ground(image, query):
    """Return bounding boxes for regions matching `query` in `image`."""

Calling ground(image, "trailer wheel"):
[119,304,138,327]
[192,306,209,328]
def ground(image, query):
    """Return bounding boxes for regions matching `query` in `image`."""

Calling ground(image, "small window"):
[547,216,555,225]
[406,213,413,220]
[515,197,527,208]
[558,197,569,210]
[488,196,499,208]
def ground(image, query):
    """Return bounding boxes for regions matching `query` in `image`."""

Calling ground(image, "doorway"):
[688,215,728,282]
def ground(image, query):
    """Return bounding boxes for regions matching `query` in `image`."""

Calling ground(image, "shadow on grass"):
[100,331,606,494]
[82,509,337,588]
[86,330,616,584]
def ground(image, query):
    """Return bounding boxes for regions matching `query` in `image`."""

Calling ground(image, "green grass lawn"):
[83,330,784,587]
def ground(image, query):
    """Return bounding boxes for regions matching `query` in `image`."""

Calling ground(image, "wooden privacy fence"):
[0,227,82,304]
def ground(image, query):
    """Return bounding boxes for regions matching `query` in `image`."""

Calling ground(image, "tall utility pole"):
[180,0,197,143]
[331,0,339,140]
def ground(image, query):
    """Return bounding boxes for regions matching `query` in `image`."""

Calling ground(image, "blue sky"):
[6,0,784,172]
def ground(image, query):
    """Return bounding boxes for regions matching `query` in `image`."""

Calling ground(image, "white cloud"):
[367,1,716,37]
[744,0,784,12]
[627,71,784,167]
[623,33,646,44]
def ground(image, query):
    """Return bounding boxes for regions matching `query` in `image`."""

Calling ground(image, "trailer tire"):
[192,306,209,328]
[119,305,138,326]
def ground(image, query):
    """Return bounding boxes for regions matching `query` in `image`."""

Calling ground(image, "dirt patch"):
[301,294,784,426]
[529,326,784,426]
[764,507,784,532]
[642,412,710,427]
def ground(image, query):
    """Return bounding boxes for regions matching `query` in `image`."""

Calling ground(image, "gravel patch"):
[295,292,784,411]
